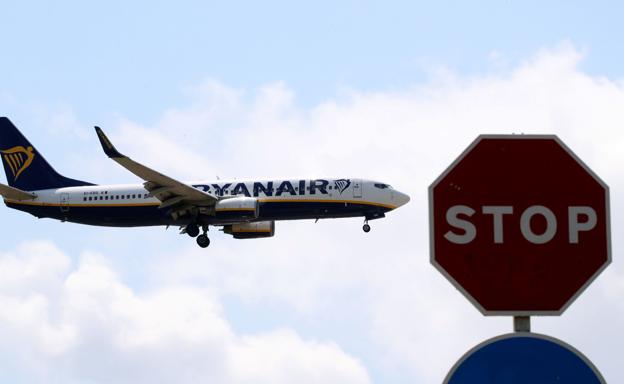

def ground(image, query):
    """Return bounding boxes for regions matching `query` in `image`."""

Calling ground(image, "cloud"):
[0,242,370,384]
[2,42,624,383]
[127,42,623,382]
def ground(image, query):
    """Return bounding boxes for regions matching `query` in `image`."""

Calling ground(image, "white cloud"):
[132,43,624,382]
[2,42,624,383]
[0,242,371,384]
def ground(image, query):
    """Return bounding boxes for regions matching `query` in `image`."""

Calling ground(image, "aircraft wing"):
[94,127,218,215]
[0,182,36,201]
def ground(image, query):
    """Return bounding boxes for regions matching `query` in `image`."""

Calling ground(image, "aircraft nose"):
[393,190,410,208]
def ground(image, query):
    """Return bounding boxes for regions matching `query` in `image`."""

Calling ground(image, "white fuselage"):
[5,178,409,227]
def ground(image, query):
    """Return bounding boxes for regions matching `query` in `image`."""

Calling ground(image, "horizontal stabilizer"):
[0,182,36,201]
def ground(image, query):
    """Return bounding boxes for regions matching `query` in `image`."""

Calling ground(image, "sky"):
[1,1,623,383]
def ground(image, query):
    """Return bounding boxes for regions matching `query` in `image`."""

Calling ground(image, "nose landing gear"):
[362,212,385,233]
[363,220,371,233]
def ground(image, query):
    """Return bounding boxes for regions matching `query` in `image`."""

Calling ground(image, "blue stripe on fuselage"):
[5,201,168,227]
[5,199,391,227]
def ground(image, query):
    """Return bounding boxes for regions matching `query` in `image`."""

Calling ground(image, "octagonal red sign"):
[429,135,611,315]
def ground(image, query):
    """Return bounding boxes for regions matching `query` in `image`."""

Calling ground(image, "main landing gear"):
[186,223,200,237]
[196,233,210,248]
[185,223,210,248]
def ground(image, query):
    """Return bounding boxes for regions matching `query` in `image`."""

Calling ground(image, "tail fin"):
[0,117,94,191]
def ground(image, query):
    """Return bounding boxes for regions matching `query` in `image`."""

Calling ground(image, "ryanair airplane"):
[0,117,410,248]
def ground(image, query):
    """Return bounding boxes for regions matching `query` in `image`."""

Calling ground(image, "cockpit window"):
[374,183,391,189]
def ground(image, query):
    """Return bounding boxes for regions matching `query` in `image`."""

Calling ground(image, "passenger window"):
[132,194,136,199]
[83,197,86,201]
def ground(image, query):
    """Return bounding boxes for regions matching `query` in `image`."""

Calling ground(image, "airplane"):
[0,117,410,248]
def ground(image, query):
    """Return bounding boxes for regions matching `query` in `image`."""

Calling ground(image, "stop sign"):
[429,135,610,315]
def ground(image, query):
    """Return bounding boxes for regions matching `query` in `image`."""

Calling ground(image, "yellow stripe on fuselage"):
[4,198,396,210]
[3,199,160,208]
[257,198,397,210]
[215,208,256,212]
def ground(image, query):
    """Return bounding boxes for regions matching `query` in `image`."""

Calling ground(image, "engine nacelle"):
[224,221,275,239]
[215,197,259,220]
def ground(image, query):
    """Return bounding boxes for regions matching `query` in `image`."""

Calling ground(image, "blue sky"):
[3,1,624,119]
[1,2,624,383]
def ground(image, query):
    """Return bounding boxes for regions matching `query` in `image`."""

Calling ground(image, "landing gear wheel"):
[186,224,200,237]
[363,223,371,233]
[196,234,210,248]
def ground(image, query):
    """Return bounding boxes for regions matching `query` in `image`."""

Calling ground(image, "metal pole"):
[514,316,531,332]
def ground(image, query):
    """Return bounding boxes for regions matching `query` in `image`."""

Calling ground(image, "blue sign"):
[446,333,604,383]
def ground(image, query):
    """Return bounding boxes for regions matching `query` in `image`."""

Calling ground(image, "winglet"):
[94,126,124,158]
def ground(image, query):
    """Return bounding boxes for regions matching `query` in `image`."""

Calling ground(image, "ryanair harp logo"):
[2,146,35,181]
[334,179,351,194]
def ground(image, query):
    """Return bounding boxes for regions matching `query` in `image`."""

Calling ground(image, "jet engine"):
[215,197,259,220]
[224,221,275,239]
